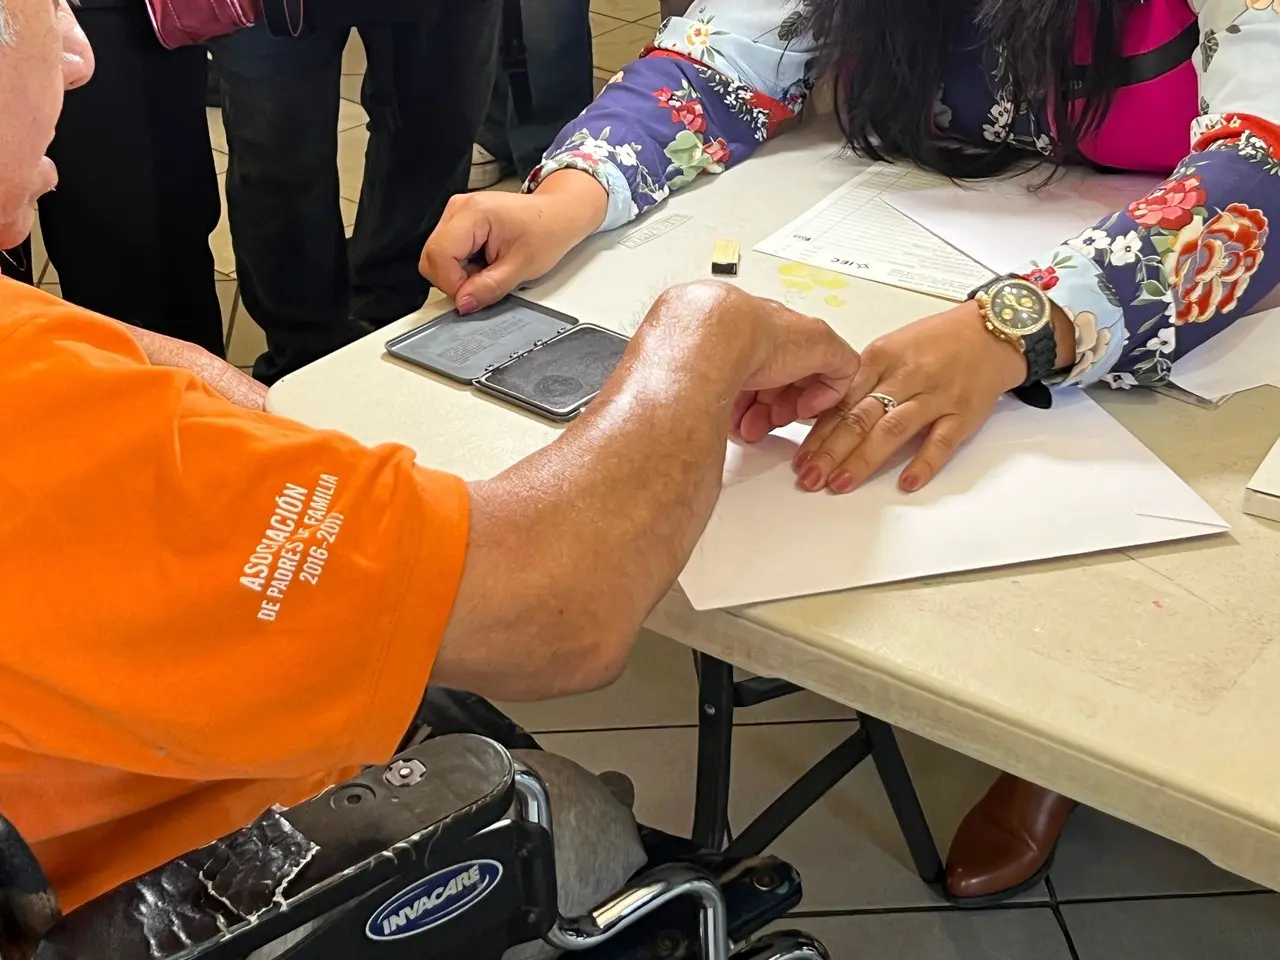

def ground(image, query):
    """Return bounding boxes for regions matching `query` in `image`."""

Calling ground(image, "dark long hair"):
[805,0,1127,178]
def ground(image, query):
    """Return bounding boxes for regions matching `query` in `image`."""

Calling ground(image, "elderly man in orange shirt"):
[0,0,861,954]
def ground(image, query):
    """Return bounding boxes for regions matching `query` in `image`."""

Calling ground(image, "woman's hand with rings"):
[793,302,1030,494]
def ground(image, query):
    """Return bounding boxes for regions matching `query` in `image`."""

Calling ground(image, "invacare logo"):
[366,860,503,941]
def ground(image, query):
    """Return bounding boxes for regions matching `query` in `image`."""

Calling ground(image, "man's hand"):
[419,169,608,313]
[436,280,858,701]
[726,291,861,441]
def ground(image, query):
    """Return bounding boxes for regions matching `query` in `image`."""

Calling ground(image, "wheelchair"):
[1,735,831,960]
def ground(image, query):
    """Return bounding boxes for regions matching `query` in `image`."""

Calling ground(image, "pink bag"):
[143,0,260,50]
[1063,0,1199,174]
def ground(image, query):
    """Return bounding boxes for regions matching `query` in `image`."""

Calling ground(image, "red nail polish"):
[793,451,811,472]
[901,474,920,492]
[800,464,822,490]
[829,471,853,494]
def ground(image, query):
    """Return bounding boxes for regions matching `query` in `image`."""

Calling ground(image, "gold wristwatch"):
[970,276,1058,388]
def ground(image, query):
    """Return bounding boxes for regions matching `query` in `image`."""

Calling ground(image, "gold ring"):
[868,392,898,412]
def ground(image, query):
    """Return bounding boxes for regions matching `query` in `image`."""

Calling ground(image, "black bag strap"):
[1069,20,1198,94]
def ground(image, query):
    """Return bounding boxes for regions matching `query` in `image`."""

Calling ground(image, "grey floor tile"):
[592,22,658,73]
[339,74,362,105]
[764,908,1071,960]
[591,0,661,21]
[1049,806,1259,901]
[338,125,368,203]
[500,630,853,732]
[227,296,266,368]
[337,97,369,133]
[217,279,239,339]
[590,11,630,35]
[207,106,227,154]
[1064,893,1280,959]
[342,32,365,75]
[212,173,234,277]
[539,723,1046,911]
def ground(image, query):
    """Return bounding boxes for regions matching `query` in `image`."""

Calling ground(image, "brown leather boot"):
[945,774,1077,905]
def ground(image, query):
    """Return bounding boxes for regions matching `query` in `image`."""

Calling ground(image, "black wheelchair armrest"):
[36,735,516,960]
[0,813,61,955]
[285,733,515,881]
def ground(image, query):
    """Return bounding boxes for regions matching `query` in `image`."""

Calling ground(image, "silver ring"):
[868,392,898,412]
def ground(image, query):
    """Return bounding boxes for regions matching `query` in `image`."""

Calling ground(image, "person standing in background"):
[659,0,692,21]
[3,0,224,357]
[211,1,501,385]
[469,0,594,189]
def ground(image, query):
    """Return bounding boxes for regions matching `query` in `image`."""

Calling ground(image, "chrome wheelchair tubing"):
[512,762,731,960]
[513,764,553,835]
[545,863,729,960]
[729,930,832,960]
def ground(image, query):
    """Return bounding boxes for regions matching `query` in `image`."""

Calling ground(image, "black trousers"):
[210,1,502,384]
[29,1,224,355]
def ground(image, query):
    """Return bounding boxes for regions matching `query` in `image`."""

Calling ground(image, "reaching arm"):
[432,282,859,701]
[528,0,820,233]
[1014,2,1280,390]
[420,0,821,311]
[0,278,852,798]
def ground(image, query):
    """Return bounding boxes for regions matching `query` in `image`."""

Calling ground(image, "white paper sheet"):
[882,168,1161,275]
[753,163,992,300]
[1169,306,1280,401]
[1244,433,1280,523]
[678,392,1228,610]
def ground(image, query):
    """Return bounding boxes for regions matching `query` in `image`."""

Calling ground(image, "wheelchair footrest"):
[578,851,805,960]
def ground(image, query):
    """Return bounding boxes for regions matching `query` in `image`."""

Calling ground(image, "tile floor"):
[32,1,1280,954]
[507,630,1280,959]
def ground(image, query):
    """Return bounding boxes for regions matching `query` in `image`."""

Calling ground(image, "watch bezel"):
[977,278,1052,341]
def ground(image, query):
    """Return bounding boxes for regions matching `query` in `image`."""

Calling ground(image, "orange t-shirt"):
[0,279,470,912]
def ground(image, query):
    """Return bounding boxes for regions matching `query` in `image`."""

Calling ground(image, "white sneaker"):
[468,143,504,191]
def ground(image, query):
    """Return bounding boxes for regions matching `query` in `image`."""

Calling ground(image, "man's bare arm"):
[123,324,268,411]
[433,282,858,701]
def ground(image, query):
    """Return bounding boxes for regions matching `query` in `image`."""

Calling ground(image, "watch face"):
[985,278,1048,335]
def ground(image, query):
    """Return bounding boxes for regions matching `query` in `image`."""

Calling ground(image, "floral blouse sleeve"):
[1015,2,1280,391]
[525,0,818,232]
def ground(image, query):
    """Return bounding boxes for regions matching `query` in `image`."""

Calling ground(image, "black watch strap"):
[969,275,1059,410]
[1021,322,1058,387]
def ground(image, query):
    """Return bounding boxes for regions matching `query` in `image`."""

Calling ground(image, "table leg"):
[724,727,870,860]
[862,715,945,885]
[689,654,945,891]
[692,654,735,850]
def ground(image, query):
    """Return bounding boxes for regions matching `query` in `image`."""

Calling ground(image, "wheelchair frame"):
[8,736,830,960]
